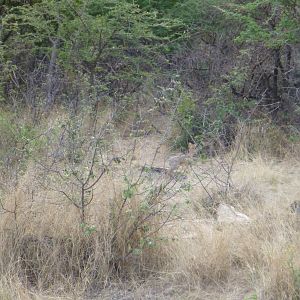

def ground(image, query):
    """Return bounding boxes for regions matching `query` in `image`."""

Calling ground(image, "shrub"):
[0,110,42,183]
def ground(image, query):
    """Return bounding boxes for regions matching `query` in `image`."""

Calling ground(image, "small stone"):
[217,203,251,224]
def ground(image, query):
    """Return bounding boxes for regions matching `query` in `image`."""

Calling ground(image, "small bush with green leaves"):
[0,111,43,180]
[172,71,253,155]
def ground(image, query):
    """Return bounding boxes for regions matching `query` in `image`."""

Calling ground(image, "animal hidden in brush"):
[167,142,197,172]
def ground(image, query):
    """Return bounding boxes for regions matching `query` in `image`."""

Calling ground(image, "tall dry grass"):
[165,149,300,299]
[0,160,173,297]
[233,120,300,160]
[0,114,299,299]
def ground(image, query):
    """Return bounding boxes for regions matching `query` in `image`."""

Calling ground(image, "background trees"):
[0,0,299,145]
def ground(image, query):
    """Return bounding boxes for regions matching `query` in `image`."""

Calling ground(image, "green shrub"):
[0,110,42,179]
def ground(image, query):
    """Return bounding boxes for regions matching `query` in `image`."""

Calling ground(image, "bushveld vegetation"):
[0,0,300,299]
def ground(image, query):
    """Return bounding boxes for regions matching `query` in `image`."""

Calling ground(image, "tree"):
[0,0,181,109]
[222,0,300,115]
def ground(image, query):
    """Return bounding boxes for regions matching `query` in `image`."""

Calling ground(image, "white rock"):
[217,203,251,224]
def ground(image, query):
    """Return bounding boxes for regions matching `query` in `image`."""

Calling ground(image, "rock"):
[217,203,251,224]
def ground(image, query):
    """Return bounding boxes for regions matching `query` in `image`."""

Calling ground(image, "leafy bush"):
[171,69,254,155]
[1,0,185,109]
[0,111,42,181]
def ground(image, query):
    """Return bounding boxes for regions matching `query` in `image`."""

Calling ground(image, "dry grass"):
[164,153,300,299]
[0,159,173,296]
[234,120,300,160]
[0,114,300,299]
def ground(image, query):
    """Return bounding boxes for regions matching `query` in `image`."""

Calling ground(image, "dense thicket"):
[0,0,300,148]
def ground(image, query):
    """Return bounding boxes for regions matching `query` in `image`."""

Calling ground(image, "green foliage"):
[0,0,186,105]
[0,110,41,176]
[173,86,197,150]
[243,293,258,300]
[171,0,228,31]
[293,268,300,299]
[122,177,136,200]
[287,250,300,299]
[80,223,97,236]
[134,0,180,11]
[172,65,259,154]
[222,0,300,48]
